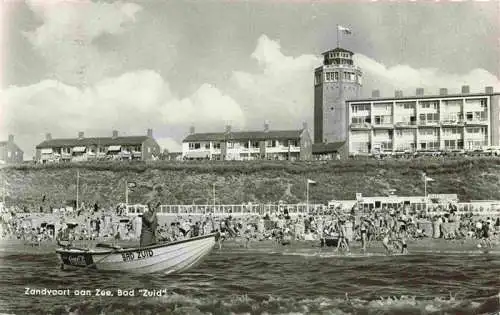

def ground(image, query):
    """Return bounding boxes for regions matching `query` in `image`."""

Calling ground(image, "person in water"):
[360,216,373,254]
[140,202,159,247]
[381,228,393,255]
[335,218,350,253]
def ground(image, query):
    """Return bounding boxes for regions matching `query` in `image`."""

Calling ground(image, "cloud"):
[24,0,143,85]
[230,35,321,130]
[161,83,246,131]
[229,34,500,133]
[354,54,500,97]
[155,137,182,152]
[0,70,244,159]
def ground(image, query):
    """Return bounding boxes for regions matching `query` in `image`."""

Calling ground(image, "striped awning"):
[108,145,121,151]
[41,148,53,154]
[72,146,86,153]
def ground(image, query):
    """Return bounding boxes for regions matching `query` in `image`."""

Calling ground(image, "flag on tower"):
[307,179,317,185]
[337,25,352,35]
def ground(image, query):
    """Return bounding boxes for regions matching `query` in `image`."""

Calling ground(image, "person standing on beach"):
[140,202,159,247]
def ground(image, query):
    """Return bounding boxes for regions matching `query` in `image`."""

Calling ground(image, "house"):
[35,129,161,164]
[182,123,313,161]
[0,135,24,164]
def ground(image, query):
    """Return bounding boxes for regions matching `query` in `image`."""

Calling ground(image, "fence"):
[126,204,326,217]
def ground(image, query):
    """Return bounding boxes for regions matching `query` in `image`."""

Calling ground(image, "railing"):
[124,203,327,216]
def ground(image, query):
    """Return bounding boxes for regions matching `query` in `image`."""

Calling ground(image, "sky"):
[1,0,499,159]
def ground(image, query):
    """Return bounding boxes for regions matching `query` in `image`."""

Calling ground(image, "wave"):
[2,292,498,315]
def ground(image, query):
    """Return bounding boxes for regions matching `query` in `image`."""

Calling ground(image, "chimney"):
[302,122,308,130]
[189,126,195,134]
[461,85,470,94]
[416,88,424,96]
[264,121,270,132]
[78,131,84,139]
[225,125,231,134]
[8,134,14,143]
[45,133,52,141]
[112,130,118,139]
[147,129,153,137]
[485,86,494,94]
[372,90,380,98]
[439,88,448,96]
[395,90,403,98]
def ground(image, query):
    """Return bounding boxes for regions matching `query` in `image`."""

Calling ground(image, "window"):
[419,129,437,136]
[334,72,339,81]
[205,143,210,149]
[289,140,298,147]
[315,73,322,85]
[251,141,259,148]
[213,142,221,149]
[266,140,276,148]
[227,142,234,149]
[189,143,201,150]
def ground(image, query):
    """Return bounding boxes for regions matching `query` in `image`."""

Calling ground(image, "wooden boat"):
[55,233,217,274]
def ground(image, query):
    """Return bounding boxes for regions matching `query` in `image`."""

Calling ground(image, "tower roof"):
[322,47,354,56]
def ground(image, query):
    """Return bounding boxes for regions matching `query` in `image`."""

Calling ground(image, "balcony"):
[350,123,371,130]
[418,121,440,127]
[372,123,394,129]
[464,119,488,126]
[440,120,465,127]
[394,121,417,128]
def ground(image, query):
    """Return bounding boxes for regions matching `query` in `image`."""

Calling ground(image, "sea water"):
[0,248,499,315]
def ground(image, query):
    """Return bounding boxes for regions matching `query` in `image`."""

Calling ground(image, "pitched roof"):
[183,130,304,143]
[312,142,345,154]
[36,136,150,149]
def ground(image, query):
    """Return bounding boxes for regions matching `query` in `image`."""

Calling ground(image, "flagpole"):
[336,24,339,48]
[2,180,5,204]
[76,169,79,210]
[423,173,427,214]
[213,184,216,207]
[306,180,309,214]
[125,181,129,205]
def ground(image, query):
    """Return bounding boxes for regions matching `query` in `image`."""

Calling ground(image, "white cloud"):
[230,35,321,130]
[229,34,500,133]
[24,0,143,85]
[354,54,500,97]
[0,71,244,159]
[155,137,182,152]
[161,83,246,131]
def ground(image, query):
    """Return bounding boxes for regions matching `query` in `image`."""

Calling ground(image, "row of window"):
[355,127,488,138]
[351,98,488,113]
[188,140,300,150]
[315,71,359,84]
[351,140,488,152]
[352,113,487,125]
[42,146,142,154]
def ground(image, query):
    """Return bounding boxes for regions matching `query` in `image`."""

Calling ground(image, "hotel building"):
[182,123,312,161]
[35,130,160,163]
[313,46,500,157]
[347,87,500,155]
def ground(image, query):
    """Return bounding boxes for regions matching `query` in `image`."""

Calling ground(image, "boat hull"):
[56,233,217,274]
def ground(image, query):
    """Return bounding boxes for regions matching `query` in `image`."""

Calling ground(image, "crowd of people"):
[1,201,500,254]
